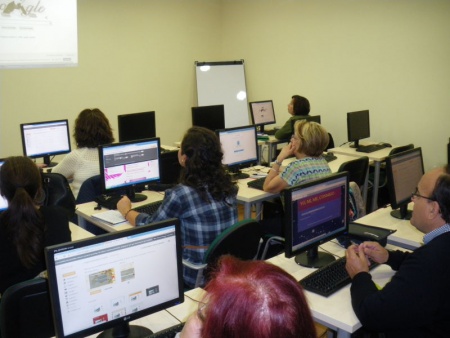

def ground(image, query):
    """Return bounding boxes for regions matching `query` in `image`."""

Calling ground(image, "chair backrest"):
[41,172,76,218]
[338,156,369,188]
[0,277,54,338]
[389,144,414,156]
[203,219,262,275]
[326,132,335,151]
[76,174,102,204]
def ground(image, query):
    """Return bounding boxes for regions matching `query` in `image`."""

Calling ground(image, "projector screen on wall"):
[0,0,78,69]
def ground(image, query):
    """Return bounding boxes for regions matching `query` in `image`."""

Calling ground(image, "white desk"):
[329,142,397,213]
[355,202,423,250]
[267,241,397,338]
[75,190,165,232]
[239,152,368,219]
[69,222,95,241]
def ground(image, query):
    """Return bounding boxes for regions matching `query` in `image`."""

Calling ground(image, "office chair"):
[0,277,54,338]
[73,175,106,235]
[41,172,76,219]
[338,156,369,208]
[326,132,335,151]
[183,219,262,288]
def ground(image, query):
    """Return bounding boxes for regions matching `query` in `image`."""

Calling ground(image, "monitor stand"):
[349,140,360,149]
[390,205,412,220]
[43,155,58,167]
[229,171,250,181]
[295,245,336,269]
[126,187,147,202]
[97,322,152,338]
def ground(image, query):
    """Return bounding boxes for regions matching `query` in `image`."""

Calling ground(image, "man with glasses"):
[345,166,450,337]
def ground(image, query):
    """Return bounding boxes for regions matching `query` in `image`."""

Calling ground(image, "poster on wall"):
[0,0,78,69]
[195,60,249,128]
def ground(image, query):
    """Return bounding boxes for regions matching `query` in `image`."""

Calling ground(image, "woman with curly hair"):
[52,108,114,198]
[0,156,71,294]
[117,127,238,288]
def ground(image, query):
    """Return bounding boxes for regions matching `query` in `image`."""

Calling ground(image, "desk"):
[355,202,423,250]
[240,152,368,220]
[268,241,397,338]
[69,222,94,240]
[75,190,165,232]
[329,142,397,213]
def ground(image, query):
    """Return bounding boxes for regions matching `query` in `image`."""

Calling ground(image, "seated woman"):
[178,255,317,338]
[117,127,238,288]
[0,156,71,294]
[264,119,331,194]
[52,108,114,199]
[274,95,310,140]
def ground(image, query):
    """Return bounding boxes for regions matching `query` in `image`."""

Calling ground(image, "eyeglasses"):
[411,187,435,202]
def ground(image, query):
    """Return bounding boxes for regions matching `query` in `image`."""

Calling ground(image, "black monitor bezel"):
[20,119,71,165]
[283,172,350,259]
[249,100,276,128]
[118,111,156,142]
[216,125,259,171]
[385,147,424,219]
[347,110,370,147]
[0,159,7,212]
[98,137,161,198]
[191,104,225,132]
[45,219,184,338]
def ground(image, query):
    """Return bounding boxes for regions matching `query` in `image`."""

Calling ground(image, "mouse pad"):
[348,222,396,243]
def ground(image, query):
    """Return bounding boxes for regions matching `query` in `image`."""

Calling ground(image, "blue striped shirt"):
[136,184,237,288]
[423,223,450,245]
[280,156,331,186]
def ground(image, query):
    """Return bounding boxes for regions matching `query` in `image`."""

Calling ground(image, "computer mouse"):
[380,142,392,147]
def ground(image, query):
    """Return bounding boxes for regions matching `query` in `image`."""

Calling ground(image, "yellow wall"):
[1,0,449,169]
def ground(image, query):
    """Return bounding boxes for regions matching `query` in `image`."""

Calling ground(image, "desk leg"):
[370,161,381,212]
[77,214,87,230]
[336,329,351,338]
[244,203,252,219]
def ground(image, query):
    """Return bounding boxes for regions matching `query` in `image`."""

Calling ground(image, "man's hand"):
[345,244,370,279]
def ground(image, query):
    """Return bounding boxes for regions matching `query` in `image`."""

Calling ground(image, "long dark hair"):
[179,127,237,203]
[74,108,114,148]
[0,156,45,268]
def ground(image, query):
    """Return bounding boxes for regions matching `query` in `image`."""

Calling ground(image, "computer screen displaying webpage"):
[219,126,258,166]
[51,225,180,336]
[21,120,70,157]
[250,101,276,125]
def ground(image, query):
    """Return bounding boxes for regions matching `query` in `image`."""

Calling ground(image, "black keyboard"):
[323,153,337,162]
[146,322,184,338]
[247,177,265,191]
[265,129,277,135]
[356,144,388,153]
[299,256,378,297]
[133,200,163,217]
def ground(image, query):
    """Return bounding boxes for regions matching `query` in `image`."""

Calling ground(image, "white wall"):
[1,0,449,170]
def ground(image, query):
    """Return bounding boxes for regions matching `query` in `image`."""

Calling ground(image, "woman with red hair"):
[178,255,316,338]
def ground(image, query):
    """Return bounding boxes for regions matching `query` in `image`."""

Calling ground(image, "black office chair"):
[73,175,106,235]
[338,156,369,190]
[326,132,335,151]
[0,277,54,338]
[41,172,76,219]
[183,219,262,288]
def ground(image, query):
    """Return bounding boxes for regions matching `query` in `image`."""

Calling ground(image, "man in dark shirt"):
[345,166,450,337]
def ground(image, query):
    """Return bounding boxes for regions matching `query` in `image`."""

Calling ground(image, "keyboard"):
[247,177,265,191]
[323,153,337,162]
[146,322,184,338]
[356,143,388,153]
[133,200,163,217]
[265,129,277,135]
[299,256,378,297]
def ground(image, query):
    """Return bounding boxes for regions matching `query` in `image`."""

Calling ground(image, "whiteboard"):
[195,61,249,128]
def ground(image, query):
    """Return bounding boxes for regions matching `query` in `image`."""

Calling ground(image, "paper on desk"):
[92,210,127,225]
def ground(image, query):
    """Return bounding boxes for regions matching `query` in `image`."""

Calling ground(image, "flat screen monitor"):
[20,119,71,167]
[45,218,184,338]
[290,115,321,132]
[216,125,258,180]
[249,100,276,133]
[385,147,424,220]
[284,172,349,268]
[99,138,161,202]
[0,159,8,213]
[118,111,156,142]
[191,105,225,132]
[347,110,370,148]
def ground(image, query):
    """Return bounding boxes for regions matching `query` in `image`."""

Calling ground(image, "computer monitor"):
[385,147,424,220]
[191,104,225,132]
[98,138,161,202]
[118,111,156,142]
[0,159,8,213]
[20,119,71,167]
[290,115,322,132]
[347,110,370,148]
[249,100,276,133]
[45,218,184,338]
[216,125,258,180]
[284,172,349,268]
